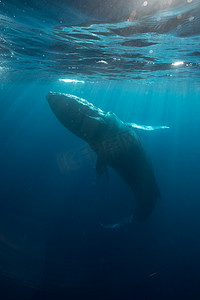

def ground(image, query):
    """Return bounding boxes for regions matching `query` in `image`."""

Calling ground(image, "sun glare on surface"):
[59,79,85,83]
[172,61,184,66]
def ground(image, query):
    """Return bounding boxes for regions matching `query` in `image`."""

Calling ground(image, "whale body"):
[46,92,163,221]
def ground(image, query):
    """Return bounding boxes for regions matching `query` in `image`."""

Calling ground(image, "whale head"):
[46,92,108,143]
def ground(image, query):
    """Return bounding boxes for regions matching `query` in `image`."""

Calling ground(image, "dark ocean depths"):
[0,0,200,299]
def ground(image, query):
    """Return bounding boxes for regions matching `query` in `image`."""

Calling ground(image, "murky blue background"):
[0,1,200,299]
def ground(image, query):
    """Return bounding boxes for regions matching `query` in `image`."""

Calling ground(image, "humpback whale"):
[47,92,168,221]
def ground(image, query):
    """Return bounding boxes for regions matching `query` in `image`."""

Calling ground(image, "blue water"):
[0,1,200,299]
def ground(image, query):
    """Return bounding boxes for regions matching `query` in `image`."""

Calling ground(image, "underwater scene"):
[0,0,200,299]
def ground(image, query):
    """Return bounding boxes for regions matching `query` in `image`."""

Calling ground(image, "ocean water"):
[0,1,200,299]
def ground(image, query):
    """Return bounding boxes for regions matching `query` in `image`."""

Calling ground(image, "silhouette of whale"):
[47,92,168,221]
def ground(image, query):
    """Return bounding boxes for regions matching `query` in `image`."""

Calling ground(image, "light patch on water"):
[96,60,108,65]
[59,79,85,83]
[0,66,7,75]
[172,61,184,66]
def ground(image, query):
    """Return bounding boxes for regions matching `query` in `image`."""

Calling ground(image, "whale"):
[46,92,168,221]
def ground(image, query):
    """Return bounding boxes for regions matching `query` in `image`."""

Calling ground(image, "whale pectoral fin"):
[128,123,170,131]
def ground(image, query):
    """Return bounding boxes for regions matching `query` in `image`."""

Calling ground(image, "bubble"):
[142,1,148,7]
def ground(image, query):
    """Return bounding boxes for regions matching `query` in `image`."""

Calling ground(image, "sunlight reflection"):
[96,60,108,65]
[59,79,85,83]
[172,61,184,67]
